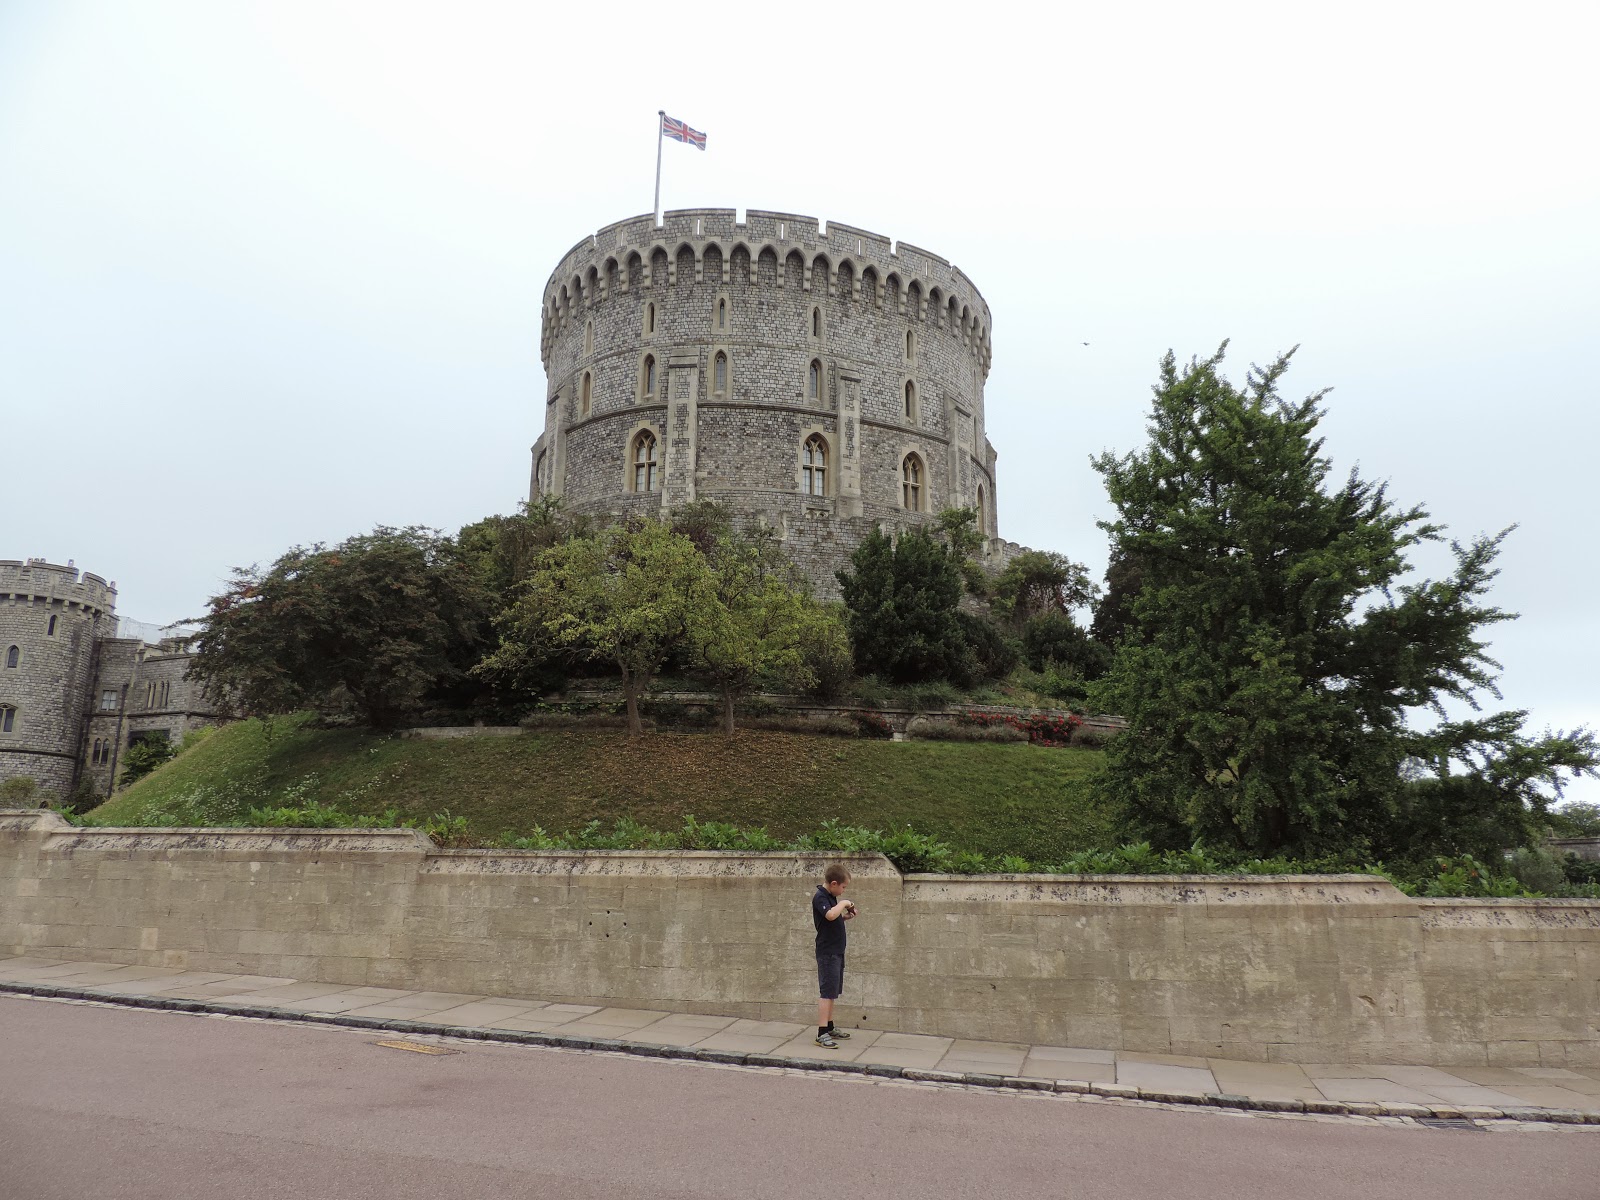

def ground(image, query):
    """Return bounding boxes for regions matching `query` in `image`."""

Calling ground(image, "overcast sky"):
[3,1,1596,800]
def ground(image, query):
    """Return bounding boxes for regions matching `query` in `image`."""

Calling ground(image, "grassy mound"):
[90,715,1115,864]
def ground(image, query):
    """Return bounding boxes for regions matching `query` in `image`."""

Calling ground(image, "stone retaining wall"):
[3,811,1596,1066]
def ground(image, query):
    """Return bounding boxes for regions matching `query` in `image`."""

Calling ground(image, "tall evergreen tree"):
[1092,345,1596,857]
[837,527,970,684]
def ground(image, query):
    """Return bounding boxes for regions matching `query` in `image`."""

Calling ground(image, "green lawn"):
[90,715,1116,863]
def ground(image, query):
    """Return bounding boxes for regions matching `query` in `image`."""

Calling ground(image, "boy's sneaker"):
[814,1032,839,1048]
[827,1028,851,1039]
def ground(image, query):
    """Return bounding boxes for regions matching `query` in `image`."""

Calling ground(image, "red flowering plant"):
[956,709,1081,748]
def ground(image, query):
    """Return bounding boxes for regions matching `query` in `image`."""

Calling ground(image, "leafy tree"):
[487,520,710,734]
[118,737,176,787]
[188,526,492,730]
[991,550,1098,628]
[836,526,972,685]
[1022,612,1111,680]
[689,533,837,734]
[1089,551,1145,647]
[935,507,989,595]
[455,497,584,605]
[955,611,1020,681]
[1091,345,1597,857]
[1549,800,1600,838]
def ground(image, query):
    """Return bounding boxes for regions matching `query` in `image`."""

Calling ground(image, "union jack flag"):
[661,114,707,150]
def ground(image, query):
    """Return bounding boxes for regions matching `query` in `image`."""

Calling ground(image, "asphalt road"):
[1,996,1593,1200]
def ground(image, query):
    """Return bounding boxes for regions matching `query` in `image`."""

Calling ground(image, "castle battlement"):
[531,208,1011,602]
[543,209,992,374]
[0,560,117,615]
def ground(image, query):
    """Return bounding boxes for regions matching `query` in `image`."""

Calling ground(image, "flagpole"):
[653,110,664,225]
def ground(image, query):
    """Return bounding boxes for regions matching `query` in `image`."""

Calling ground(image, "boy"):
[811,863,856,1048]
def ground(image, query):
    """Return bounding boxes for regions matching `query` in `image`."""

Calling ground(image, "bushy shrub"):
[956,611,1020,681]
[1563,854,1600,887]
[956,709,1080,747]
[899,681,961,712]
[0,777,39,807]
[119,738,177,787]
[905,716,1027,744]
[1507,847,1567,895]
[796,606,855,702]
[851,711,894,739]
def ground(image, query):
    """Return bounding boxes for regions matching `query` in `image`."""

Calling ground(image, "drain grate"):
[1416,1118,1484,1131]
[372,1039,458,1056]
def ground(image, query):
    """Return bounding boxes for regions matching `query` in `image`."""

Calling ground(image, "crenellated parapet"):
[540,209,994,377]
[0,559,116,617]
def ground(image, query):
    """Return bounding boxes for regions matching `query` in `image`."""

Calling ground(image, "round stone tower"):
[530,208,1009,595]
[0,559,117,801]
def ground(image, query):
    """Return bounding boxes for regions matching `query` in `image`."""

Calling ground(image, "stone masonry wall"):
[0,562,117,801]
[4,811,1597,1067]
[533,210,1007,597]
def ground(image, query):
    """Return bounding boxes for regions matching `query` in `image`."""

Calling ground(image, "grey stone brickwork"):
[0,559,219,805]
[531,210,1023,595]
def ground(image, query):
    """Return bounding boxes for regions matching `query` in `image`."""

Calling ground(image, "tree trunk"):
[621,670,644,735]
[721,686,736,736]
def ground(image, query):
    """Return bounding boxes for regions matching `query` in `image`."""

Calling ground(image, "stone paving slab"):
[5,959,1599,1122]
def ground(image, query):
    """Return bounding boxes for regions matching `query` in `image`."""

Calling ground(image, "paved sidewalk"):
[5,956,1598,1124]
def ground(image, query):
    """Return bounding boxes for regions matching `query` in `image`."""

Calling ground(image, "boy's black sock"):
[826,1022,835,1031]
[818,1025,828,1037]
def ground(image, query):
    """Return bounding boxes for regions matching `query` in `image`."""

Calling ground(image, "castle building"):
[0,559,219,804]
[531,209,1021,594]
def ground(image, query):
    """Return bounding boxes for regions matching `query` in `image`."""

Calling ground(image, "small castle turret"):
[0,560,118,801]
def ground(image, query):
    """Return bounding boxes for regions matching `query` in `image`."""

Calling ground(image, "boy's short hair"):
[824,863,851,885]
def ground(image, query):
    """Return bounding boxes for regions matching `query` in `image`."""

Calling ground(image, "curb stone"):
[1205,1093,1251,1108]
[0,981,1591,1127]
[1140,1089,1206,1105]
[1001,1077,1054,1092]
[902,1069,965,1084]
[1091,1083,1140,1100]
[1378,1103,1433,1119]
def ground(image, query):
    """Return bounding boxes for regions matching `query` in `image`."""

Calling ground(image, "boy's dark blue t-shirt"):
[813,884,846,954]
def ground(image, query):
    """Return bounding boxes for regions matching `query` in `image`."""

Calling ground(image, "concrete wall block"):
[4,831,1599,1064]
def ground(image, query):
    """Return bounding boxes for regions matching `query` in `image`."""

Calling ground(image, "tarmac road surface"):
[1,996,1593,1200]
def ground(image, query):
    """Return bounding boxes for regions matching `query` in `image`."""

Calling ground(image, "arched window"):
[0,705,15,734]
[976,485,986,534]
[642,354,657,401]
[904,380,917,421]
[583,320,594,356]
[812,307,821,339]
[902,454,924,511]
[713,351,728,397]
[905,330,915,361]
[645,302,656,336]
[717,298,727,330]
[4,646,17,668]
[808,360,822,402]
[581,372,593,416]
[46,615,57,636]
[803,435,828,496]
[631,431,660,493]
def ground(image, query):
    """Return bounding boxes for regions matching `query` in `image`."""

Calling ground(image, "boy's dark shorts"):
[816,953,845,1000]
